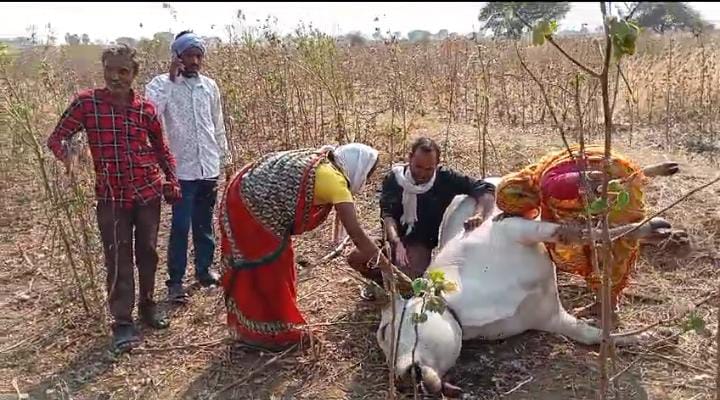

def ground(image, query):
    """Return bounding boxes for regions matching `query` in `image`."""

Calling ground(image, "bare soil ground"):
[1,119,718,400]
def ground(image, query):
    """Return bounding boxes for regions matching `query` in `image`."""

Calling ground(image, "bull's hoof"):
[635,217,673,244]
[441,381,464,398]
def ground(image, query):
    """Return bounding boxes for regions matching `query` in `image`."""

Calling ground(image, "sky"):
[3,2,720,43]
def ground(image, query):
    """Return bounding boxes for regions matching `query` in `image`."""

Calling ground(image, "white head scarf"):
[320,143,379,244]
[325,143,379,194]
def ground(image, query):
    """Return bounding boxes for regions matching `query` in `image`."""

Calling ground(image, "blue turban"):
[171,32,206,57]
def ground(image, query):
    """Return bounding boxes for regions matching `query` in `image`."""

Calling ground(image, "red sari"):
[218,157,332,348]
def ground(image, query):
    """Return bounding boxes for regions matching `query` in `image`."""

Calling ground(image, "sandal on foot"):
[140,304,170,330]
[112,324,140,353]
[167,284,189,304]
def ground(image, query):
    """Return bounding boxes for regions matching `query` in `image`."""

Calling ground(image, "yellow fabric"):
[313,162,354,205]
[496,145,649,301]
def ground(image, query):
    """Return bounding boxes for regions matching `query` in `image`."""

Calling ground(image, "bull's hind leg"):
[539,309,647,346]
[540,309,604,345]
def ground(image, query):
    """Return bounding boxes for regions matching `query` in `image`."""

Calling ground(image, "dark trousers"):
[166,178,218,286]
[96,199,161,328]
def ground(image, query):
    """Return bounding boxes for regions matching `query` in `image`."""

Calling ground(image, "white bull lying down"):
[375,176,676,397]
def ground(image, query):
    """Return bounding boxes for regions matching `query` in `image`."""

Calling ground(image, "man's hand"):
[169,56,183,82]
[467,192,495,230]
[163,183,182,205]
[392,239,409,268]
[463,214,485,231]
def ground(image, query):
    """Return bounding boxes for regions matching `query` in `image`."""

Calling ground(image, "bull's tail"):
[412,363,442,394]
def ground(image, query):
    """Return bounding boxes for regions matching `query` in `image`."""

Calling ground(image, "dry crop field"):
[1,27,719,399]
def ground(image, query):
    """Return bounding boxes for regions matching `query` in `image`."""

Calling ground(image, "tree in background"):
[153,31,174,44]
[116,37,139,47]
[407,30,432,43]
[478,2,571,39]
[628,2,712,33]
[64,33,80,46]
[81,33,90,45]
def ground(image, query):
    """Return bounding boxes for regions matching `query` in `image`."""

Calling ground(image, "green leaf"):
[412,312,428,324]
[427,270,445,285]
[549,20,559,34]
[608,180,624,193]
[609,18,640,61]
[532,20,558,46]
[412,278,430,296]
[615,190,630,210]
[587,198,608,215]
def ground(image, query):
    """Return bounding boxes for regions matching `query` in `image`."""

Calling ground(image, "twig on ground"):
[626,350,714,376]
[0,338,31,354]
[209,344,297,399]
[502,376,534,396]
[609,358,640,383]
[18,246,51,281]
[612,290,717,338]
[134,338,229,353]
[321,236,351,262]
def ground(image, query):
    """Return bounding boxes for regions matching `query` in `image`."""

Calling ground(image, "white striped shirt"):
[145,73,230,181]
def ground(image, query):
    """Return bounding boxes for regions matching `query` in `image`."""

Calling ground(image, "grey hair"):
[101,43,139,74]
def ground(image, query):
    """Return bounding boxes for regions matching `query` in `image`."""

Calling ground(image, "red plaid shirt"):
[47,88,178,208]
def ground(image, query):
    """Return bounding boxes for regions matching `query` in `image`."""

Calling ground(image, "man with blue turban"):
[146,30,232,303]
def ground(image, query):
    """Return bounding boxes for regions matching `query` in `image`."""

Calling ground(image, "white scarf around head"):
[392,164,436,234]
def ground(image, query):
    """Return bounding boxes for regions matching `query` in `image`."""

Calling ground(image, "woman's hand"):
[335,202,390,273]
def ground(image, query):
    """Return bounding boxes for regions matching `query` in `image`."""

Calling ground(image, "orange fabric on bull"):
[496,145,648,301]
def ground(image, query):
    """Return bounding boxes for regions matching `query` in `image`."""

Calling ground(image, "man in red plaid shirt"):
[47,44,181,353]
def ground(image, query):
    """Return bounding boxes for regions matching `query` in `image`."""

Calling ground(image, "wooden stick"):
[209,344,297,399]
[133,338,228,353]
[503,376,534,396]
